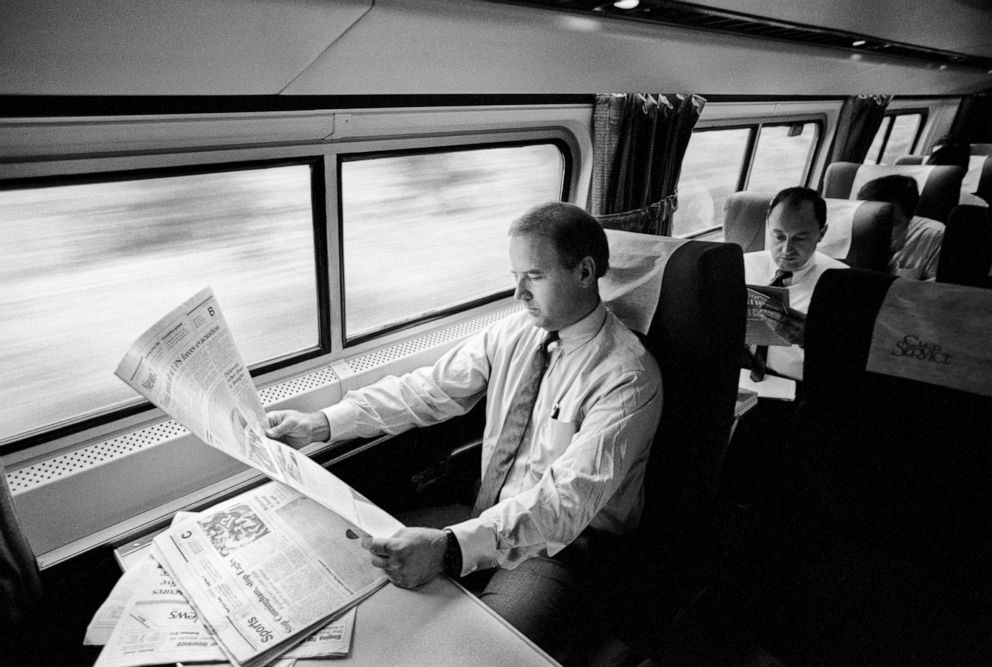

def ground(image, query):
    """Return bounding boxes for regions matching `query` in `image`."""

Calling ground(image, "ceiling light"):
[852,39,867,47]
[613,0,640,9]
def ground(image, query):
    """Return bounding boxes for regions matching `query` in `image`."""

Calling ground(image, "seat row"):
[594,226,991,663]
[725,159,992,287]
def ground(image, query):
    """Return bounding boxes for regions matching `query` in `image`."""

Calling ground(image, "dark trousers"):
[399,504,622,665]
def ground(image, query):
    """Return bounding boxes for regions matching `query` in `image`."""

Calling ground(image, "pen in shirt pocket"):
[551,403,560,419]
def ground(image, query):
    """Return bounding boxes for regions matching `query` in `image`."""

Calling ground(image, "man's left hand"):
[761,305,806,346]
[361,528,447,588]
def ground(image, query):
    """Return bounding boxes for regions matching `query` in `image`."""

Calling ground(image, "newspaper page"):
[745,284,793,346]
[114,286,398,535]
[150,481,382,667]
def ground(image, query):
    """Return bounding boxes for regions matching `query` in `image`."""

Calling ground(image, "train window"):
[0,163,319,446]
[747,122,819,193]
[675,121,821,238]
[339,143,565,341]
[674,128,750,237]
[864,112,925,165]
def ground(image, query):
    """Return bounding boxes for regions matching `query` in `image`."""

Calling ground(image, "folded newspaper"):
[745,284,792,347]
[110,287,403,667]
[89,513,356,667]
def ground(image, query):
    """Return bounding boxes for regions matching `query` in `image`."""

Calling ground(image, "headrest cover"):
[600,228,689,334]
[817,198,863,259]
[852,164,934,201]
[962,154,985,194]
[866,279,992,397]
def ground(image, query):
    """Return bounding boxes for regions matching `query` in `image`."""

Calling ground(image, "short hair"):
[857,174,920,217]
[926,133,970,170]
[767,186,827,229]
[509,202,610,277]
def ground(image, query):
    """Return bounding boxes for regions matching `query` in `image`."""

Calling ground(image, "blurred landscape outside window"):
[864,113,924,165]
[673,128,749,238]
[0,165,317,444]
[340,144,565,339]
[675,123,819,239]
[746,123,819,193]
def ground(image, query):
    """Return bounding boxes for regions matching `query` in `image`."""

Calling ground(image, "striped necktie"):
[472,331,558,516]
[750,269,793,381]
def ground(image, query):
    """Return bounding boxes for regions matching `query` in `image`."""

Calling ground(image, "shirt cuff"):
[446,517,497,577]
[321,404,361,442]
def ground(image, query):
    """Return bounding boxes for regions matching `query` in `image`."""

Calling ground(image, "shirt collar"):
[766,250,819,284]
[555,300,607,350]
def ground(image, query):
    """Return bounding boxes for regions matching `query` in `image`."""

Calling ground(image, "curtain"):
[591,93,706,236]
[951,94,992,143]
[1,456,42,627]
[828,94,892,164]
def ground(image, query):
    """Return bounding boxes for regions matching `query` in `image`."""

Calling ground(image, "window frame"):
[677,114,825,240]
[336,139,571,347]
[0,157,331,452]
[864,108,929,165]
[0,108,582,457]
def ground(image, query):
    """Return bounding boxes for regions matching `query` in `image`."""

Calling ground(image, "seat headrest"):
[599,229,690,334]
[823,161,965,222]
[962,154,992,204]
[866,278,992,397]
[722,192,892,271]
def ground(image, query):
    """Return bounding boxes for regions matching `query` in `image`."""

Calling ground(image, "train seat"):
[937,204,992,287]
[822,161,964,222]
[723,191,894,271]
[897,152,992,206]
[750,269,992,663]
[597,227,748,662]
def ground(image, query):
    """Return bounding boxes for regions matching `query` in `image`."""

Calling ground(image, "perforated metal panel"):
[8,366,340,494]
[258,367,339,403]
[342,305,520,375]
[6,420,189,493]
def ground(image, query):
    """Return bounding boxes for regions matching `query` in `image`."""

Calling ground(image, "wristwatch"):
[442,528,462,577]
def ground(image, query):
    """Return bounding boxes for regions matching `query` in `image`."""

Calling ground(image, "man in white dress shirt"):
[743,187,848,382]
[728,188,848,506]
[265,202,663,659]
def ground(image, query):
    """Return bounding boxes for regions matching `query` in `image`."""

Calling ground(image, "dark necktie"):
[472,331,558,516]
[750,269,793,382]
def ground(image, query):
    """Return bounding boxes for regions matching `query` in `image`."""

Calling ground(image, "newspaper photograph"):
[745,284,793,346]
[114,286,397,535]
[151,481,384,667]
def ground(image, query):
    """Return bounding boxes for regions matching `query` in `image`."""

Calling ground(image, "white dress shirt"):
[890,216,945,281]
[744,250,849,381]
[322,301,663,575]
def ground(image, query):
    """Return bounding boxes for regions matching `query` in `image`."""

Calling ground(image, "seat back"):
[937,204,992,287]
[822,161,964,222]
[767,269,992,660]
[600,229,745,552]
[723,191,893,271]
[896,152,992,205]
[598,228,746,659]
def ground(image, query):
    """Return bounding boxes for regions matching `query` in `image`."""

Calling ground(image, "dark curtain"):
[828,94,893,164]
[951,94,992,143]
[1,457,42,627]
[591,93,705,236]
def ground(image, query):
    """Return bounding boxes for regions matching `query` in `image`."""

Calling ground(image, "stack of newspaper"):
[88,287,403,667]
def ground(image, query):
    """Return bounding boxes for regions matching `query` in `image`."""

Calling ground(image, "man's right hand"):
[265,410,331,448]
